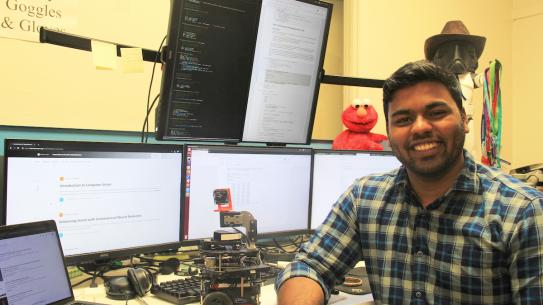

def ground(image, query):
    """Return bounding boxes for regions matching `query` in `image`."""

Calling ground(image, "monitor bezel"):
[2,139,185,266]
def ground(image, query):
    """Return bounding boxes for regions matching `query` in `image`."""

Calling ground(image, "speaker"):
[104,268,154,300]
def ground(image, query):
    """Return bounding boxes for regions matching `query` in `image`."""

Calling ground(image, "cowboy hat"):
[424,20,486,60]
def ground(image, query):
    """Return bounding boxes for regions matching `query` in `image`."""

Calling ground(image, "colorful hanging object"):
[480,60,502,167]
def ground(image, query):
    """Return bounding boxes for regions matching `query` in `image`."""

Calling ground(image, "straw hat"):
[424,20,486,60]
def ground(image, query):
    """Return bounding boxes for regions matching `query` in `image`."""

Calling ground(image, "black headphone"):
[104,268,155,300]
[158,257,181,275]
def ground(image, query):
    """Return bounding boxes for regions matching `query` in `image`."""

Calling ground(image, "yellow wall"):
[0,1,170,132]
[343,0,514,168]
[312,0,344,140]
[512,0,543,168]
[2,0,542,170]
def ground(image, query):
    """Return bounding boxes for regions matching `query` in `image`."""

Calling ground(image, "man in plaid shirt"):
[275,60,543,304]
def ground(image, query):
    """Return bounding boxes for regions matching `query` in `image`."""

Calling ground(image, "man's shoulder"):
[475,162,543,202]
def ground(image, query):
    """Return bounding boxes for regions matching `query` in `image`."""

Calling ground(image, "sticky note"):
[120,47,144,73]
[91,40,117,70]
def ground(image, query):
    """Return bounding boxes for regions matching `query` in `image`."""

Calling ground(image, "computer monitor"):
[155,0,332,145]
[241,0,332,144]
[183,144,312,240]
[155,0,261,141]
[2,139,184,265]
[310,149,402,229]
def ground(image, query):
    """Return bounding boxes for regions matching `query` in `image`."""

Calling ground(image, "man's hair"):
[382,60,464,123]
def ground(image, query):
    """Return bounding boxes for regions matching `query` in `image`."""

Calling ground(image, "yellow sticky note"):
[91,40,117,70]
[120,48,144,73]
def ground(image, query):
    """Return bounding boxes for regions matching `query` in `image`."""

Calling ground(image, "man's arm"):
[277,277,324,305]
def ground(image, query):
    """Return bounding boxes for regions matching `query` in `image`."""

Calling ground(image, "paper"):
[120,47,144,73]
[91,40,117,70]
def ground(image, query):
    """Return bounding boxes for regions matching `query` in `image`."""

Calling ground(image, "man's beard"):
[391,125,466,179]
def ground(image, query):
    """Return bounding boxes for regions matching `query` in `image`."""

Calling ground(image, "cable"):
[272,238,298,254]
[141,35,167,143]
[143,93,160,143]
[70,276,94,288]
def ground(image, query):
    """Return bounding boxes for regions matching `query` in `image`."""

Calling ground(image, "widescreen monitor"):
[310,150,402,229]
[184,144,312,240]
[2,139,184,265]
[155,0,332,145]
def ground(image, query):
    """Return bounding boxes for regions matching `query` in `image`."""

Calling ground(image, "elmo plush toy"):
[332,98,388,150]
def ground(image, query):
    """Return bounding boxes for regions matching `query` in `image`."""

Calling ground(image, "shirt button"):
[416,250,424,257]
[415,291,423,298]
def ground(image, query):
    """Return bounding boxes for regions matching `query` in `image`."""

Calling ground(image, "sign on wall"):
[0,0,78,42]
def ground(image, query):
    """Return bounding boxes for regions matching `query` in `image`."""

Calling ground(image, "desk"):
[72,274,374,305]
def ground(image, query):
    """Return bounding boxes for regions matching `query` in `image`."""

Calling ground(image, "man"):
[275,60,543,304]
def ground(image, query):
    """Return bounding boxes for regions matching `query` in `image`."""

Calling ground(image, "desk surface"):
[72,274,374,305]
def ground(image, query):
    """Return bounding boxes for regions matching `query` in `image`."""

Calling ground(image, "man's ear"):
[461,108,469,133]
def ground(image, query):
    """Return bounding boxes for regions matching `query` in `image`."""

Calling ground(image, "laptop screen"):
[0,221,73,305]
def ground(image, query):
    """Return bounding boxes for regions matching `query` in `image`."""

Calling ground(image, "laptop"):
[0,220,109,305]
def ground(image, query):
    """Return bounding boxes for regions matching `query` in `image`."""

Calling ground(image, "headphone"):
[104,268,155,300]
[158,257,181,275]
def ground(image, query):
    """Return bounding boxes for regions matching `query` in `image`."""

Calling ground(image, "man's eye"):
[393,117,412,126]
[429,110,447,118]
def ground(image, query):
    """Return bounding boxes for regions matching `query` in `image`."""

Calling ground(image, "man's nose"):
[412,116,432,133]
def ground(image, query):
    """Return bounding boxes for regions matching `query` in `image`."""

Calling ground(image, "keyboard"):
[152,269,279,305]
[151,276,201,305]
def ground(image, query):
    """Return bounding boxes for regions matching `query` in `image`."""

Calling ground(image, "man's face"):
[432,41,478,74]
[386,81,468,179]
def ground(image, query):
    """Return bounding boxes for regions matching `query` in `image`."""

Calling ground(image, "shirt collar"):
[452,150,480,194]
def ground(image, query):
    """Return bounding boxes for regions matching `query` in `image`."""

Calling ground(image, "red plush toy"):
[332,98,388,150]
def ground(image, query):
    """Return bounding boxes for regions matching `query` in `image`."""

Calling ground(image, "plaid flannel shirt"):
[276,151,543,304]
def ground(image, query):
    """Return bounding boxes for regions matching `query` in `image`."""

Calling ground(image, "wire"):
[143,93,160,143]
[232,227,250,246]
[141,35,167,143]
[70,276,94,288]
[272,238,298,254]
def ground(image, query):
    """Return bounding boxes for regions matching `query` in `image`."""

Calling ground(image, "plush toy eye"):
[352,98,371,109]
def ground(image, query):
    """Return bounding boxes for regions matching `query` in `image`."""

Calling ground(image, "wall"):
[0,1,170,132]
[343,0,514,168]
[312,0,344,140]
[512,0,543,168]
[3,0,543,170]
[0,0,343,141]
